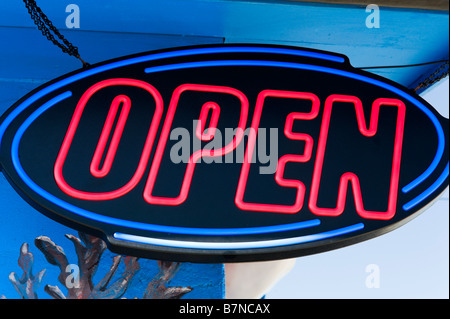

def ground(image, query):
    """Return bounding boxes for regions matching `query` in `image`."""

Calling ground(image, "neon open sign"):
[0,45,448,262]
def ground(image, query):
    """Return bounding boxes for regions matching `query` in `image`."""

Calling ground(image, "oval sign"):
[0,44,448,262]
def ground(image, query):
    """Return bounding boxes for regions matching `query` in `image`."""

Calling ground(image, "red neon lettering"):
[308,95,405,220]
[235,90,320,213]
[196,101,220,141]
[143,84,249,206]
[54,78,164,200]
[90,95,131,178]
[55,79,406,220]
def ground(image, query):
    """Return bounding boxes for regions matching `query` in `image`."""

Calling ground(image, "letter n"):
[309,95,405,220]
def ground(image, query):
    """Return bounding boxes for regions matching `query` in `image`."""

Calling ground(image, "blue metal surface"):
[0,0,447,298]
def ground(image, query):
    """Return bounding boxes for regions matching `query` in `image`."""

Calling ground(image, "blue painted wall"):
[1,0,447,88]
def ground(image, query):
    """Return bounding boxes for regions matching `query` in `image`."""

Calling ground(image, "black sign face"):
[0,44,448,262]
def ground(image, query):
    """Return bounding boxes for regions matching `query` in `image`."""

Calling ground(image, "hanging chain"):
[414,60,449,92]
[22,0,89,67]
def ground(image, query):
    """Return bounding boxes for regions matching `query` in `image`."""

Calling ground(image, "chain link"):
[414,60,449,92]
[23,0,89,67]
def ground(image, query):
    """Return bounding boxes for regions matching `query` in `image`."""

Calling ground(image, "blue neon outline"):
[1,46,446,232]
[403,163,449,211]
[10,91,321,236]
[0,47,443,193]
[113,223,365,250]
